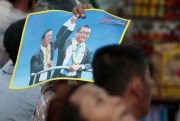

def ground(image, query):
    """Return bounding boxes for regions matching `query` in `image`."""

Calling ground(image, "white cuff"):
[63,19,71,27]
[67,24,76,31]
[81,65,85,70]
[63,18,76,31]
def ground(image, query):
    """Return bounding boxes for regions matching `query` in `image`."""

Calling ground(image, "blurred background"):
[80,0,180,121]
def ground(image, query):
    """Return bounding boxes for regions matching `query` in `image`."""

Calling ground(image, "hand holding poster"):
[10,9,130,89]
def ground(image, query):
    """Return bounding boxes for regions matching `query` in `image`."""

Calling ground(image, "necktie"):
[45,48,49,62]
[76,44,80,57]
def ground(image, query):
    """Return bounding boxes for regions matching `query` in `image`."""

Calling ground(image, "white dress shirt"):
[39,44,51,81]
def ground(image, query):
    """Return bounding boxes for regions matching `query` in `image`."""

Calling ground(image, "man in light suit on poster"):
[30,16,77,85]
[53,20,92,78]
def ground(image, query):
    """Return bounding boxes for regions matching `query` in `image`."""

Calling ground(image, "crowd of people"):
[0,0,153,121]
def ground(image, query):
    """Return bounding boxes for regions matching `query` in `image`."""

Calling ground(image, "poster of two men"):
[10,9,130,89]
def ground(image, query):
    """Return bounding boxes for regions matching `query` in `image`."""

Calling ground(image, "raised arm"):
[56,15,77,39]
[54,16,77,49]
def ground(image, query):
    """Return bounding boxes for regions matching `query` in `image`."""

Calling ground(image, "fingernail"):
[76,14,80,17]
[82,14,85,17]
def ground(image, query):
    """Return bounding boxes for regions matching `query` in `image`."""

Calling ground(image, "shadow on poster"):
[10,9,130,89]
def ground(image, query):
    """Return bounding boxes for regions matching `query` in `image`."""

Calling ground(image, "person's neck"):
[42,44,48,48]
[122,96,142,120]
[76,39,83,44]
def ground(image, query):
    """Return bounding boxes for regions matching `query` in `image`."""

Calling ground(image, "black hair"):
[46,0,76,12]
[7,0,16,4]
[92,45,147,96]
[41,80,67,94]
[8,0,37,10]
[76,25,90,32]
[28,0,35,10]
[42,29,52,40]
[3,19,51,65]
[3,19,26,65]
[47,85,87,121]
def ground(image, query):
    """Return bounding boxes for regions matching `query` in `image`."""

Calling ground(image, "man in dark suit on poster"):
[30,16,77,85]
[53,20,92,78]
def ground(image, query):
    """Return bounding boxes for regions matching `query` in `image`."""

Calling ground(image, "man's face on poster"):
[42,30,53,47]
[76,27,91,43]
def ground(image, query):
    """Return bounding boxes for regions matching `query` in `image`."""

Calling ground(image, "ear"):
[130,76,144,99]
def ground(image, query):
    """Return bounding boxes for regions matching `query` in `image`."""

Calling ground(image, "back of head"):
[8,0,37,12]
[34,0,77,12]
[3,19,26,65]
[47,85,86,121]
[7,0,17,4]
[92,45,146,96]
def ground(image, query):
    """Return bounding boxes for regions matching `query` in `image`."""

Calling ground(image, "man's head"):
[47,85,136,121]
[41,29,53,47]
[75,25,91,44]
[70,85,136,121]
[8,0,37,13]
[3,19,26,65]
[34,0,77,12]
[92,45,152,119]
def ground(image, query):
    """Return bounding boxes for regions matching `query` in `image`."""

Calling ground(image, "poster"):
[10,9,130,89]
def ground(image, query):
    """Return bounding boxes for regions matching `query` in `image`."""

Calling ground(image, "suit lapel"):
[50,43,54,60]
[81,47,87,63]
[39,50,44,64]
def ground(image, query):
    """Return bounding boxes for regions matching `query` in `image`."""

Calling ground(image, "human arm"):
[44,61,53,69]
[68,48,92,72]
[54,16,77,49]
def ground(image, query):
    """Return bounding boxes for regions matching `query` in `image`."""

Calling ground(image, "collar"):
[41,44,51,54]
[74,38,84,47]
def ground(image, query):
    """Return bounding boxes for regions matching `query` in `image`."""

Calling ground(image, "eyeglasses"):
[78,31,90,36]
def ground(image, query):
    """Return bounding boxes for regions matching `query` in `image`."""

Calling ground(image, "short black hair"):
[76,25,90,32]
[47,0,76,11]
[3,19,26,65]
[7,0,17,4]
[42,29,52,40]
[92,45,147,96]
[35,0,77,12]
[8,0,36,10]
[47,85,86,121]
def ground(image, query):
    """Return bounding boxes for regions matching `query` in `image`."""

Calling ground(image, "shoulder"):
[50,42,54,48]
[67,38,72,43]
[32,50,42,58]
